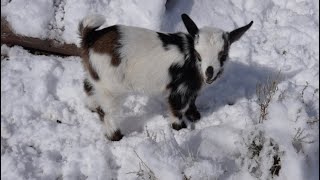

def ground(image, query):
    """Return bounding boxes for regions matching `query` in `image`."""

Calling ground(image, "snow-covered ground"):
[1,0,319,179]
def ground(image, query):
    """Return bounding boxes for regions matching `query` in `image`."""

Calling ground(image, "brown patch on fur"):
[78,21,100,80]
[91,28,122,66]
[81,49,100,80]
[96,106,105,121]
[79,24,121,80]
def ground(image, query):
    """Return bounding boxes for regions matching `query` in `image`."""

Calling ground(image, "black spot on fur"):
[166,34,202,93]
[83,79,94,96]
[172,121,187,131]
[163,32,203,125]
[218,34,230,67]
[167,61,202,95]
[157,32,185,53]
[167,62,202,117]
[109,130,123,141]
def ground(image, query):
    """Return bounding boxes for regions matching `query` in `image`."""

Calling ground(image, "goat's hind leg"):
[96,92,123,141]
[83,78,99,112]
[98,106,123,141]
[83,79,123,141]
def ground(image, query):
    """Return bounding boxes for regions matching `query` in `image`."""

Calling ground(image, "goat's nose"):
[205,66,214,79]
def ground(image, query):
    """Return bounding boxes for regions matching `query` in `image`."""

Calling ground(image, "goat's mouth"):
[205,78,214,84]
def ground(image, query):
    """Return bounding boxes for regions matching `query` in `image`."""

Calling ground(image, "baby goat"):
[79,14,253,141]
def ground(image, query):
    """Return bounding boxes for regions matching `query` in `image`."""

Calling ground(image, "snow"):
[1,0,54,39]
[1,0,319,179]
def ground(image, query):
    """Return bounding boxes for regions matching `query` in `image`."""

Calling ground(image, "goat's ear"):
[181,14,199,38]
[229,21,253,44]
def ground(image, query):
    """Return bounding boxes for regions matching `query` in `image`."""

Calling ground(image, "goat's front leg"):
[185,95,201,122]
[168,92,187,131]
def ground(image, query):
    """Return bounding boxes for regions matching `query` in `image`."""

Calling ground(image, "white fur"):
[82,14,105,29]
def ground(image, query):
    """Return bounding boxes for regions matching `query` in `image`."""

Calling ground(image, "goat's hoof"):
[108,130,124,141]
[172,121,187,131]
[185,109,201,122]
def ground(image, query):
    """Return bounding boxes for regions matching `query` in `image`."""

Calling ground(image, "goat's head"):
[181,14,253,84]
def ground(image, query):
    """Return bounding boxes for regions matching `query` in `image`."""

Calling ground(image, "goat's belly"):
[122,56,174,94]
[124,70,170,94]
[95,69,169,95]
[125,74,168,95]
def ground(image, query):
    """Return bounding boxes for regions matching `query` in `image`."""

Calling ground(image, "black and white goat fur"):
[79,14,253,141]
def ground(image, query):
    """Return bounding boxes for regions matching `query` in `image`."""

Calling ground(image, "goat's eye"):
[218,50,228,62]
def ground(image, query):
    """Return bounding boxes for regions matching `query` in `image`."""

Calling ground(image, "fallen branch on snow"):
[1,17,81,57]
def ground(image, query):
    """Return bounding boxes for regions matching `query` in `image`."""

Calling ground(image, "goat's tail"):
[79,14,105,48]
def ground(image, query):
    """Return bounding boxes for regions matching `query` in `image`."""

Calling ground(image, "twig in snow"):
[126,150,157,180]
